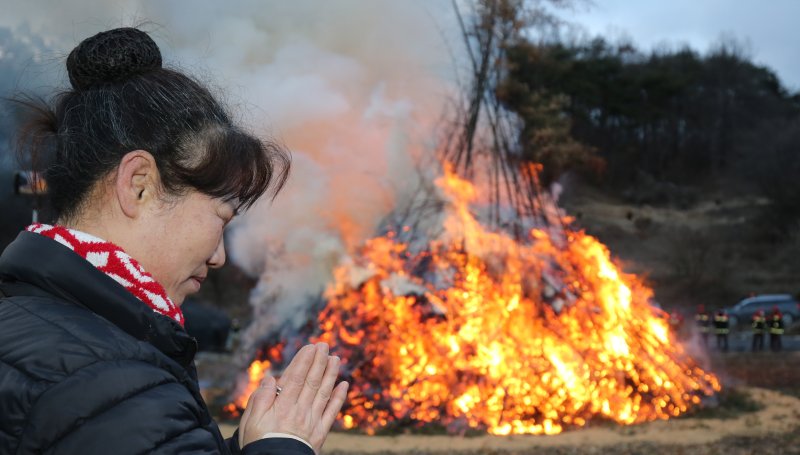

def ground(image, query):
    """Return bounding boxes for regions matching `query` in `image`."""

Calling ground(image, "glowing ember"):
[228,164,720,435]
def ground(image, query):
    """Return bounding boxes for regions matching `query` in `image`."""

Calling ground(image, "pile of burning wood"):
[225,164,720,435]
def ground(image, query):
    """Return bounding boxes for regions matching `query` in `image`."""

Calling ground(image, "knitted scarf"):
[27,223,184,326]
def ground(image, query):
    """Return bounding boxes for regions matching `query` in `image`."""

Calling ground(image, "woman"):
[0,28,348,454]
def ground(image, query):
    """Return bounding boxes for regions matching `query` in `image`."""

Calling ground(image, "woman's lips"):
[189,276,205,290]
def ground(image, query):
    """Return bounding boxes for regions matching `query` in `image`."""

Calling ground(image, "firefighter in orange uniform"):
[769,306,784,352]
[713,309,730,352]
[695,305,711,347]
[751,310,767,352]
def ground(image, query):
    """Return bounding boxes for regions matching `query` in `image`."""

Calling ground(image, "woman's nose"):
[208,239,226,269]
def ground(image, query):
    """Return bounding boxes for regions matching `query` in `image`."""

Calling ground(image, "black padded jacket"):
[0,231,313,455]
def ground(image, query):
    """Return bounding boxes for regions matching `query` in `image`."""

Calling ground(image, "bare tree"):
[442,0,579,229]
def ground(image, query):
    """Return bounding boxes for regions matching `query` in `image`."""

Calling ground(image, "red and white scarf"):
[27,223,184,326]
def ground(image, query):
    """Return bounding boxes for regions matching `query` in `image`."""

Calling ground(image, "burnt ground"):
[709,349,800,392]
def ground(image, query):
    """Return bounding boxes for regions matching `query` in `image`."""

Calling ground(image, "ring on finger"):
[275,385,283,396]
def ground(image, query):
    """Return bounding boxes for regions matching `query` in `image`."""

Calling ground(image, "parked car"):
[724,294,800,329]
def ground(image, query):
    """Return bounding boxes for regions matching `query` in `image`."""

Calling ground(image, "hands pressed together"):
[238,343,349,454]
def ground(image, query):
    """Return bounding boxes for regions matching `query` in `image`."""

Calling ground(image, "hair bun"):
[67,27,162,90]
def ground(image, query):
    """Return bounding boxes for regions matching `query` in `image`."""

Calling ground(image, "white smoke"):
[0,1,462,346]
[157,2,460,339]
[188,1,461,342]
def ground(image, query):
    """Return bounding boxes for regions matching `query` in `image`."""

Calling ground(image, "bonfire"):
[225,161,720,436]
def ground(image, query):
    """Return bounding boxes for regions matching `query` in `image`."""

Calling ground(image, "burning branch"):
[444,0,575,229]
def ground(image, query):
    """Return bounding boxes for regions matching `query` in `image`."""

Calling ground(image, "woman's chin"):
[171,289,190,307]
[173,279,202,305]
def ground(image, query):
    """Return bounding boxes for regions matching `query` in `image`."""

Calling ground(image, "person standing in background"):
[769,306,784,352]
[713,309,729,352]
[695,304,711,347]
[751,309,767,352]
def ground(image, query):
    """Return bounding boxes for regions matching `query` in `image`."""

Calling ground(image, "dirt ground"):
[219,386,799,453]
[213,351,800,454]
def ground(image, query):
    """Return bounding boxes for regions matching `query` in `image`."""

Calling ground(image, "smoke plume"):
[0,1,462,344]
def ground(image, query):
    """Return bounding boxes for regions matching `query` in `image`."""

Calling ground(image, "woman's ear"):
[115,150,160,219]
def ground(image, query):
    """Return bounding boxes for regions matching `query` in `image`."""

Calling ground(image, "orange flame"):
[230,359,272,411]
[230,163,720,435]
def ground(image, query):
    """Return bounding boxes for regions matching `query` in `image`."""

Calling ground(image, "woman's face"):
[139,190,236,306]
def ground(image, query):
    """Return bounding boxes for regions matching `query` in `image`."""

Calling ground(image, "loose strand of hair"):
[8,94,59,173]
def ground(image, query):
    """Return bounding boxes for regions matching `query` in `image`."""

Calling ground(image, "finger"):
[240,375,276,446]
[240,373,268,428]
[276,344,317,404]
[311,381,349,451]
[310,355,340,417]
[249,375,279,419]
[296,343,330,409]
[319,381,349,434]
[240,388,255,426]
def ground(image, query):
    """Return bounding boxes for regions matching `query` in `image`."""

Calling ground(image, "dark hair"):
[15,27,289,221]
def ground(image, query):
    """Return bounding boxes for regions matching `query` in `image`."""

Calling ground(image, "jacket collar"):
[0,231,197,368]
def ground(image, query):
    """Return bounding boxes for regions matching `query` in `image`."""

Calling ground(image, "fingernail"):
[317,342,329,354]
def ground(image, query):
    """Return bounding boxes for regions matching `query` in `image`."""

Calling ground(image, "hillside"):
[559,176,800,313]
